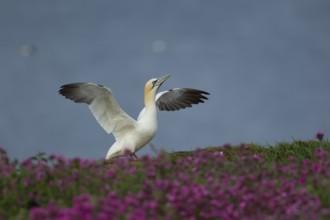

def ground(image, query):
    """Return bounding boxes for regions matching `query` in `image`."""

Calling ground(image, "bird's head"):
[145,74,170,95]
[144,74,170,106]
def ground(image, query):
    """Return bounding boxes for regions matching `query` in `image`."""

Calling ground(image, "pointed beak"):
[156,74,170,86]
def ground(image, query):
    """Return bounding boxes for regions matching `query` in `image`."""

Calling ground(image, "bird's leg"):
[130,153,138,159]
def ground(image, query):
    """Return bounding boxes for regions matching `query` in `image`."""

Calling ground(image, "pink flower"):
[315,131,325,141]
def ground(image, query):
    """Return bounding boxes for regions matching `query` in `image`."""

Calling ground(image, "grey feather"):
[156,88,210,111]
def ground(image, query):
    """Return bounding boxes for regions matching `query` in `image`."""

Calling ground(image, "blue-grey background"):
[1,1,330,160]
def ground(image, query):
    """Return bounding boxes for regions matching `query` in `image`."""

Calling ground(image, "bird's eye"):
[151,80,157,88]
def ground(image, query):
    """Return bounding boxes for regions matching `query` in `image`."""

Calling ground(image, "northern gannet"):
[59,75,209,160]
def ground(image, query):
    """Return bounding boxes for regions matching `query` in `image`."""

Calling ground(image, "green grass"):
[1,140,330,219]
[166,140,329,163]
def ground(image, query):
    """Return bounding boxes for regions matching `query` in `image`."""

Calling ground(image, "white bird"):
[59,75,209,160]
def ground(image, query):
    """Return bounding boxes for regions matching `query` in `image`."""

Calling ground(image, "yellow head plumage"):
[144,75,170,108]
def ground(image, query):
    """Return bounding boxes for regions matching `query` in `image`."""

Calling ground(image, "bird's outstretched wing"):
[155,88,210,111]
[59,83,136,140]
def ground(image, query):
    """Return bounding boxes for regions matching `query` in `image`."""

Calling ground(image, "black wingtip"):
[199,90,210,95]
[58,83,94,104]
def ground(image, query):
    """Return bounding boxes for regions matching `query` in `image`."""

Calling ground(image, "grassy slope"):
[1,140,330,219]
[169,140,329,163]
[117,140,330,208]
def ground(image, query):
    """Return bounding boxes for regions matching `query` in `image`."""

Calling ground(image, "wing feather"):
[155,88,210,111]
[59,83,136,140]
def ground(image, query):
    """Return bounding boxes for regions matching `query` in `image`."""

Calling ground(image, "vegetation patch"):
[0,135,330,219]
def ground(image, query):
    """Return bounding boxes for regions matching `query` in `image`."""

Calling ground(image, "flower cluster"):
[0,140,329,219]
